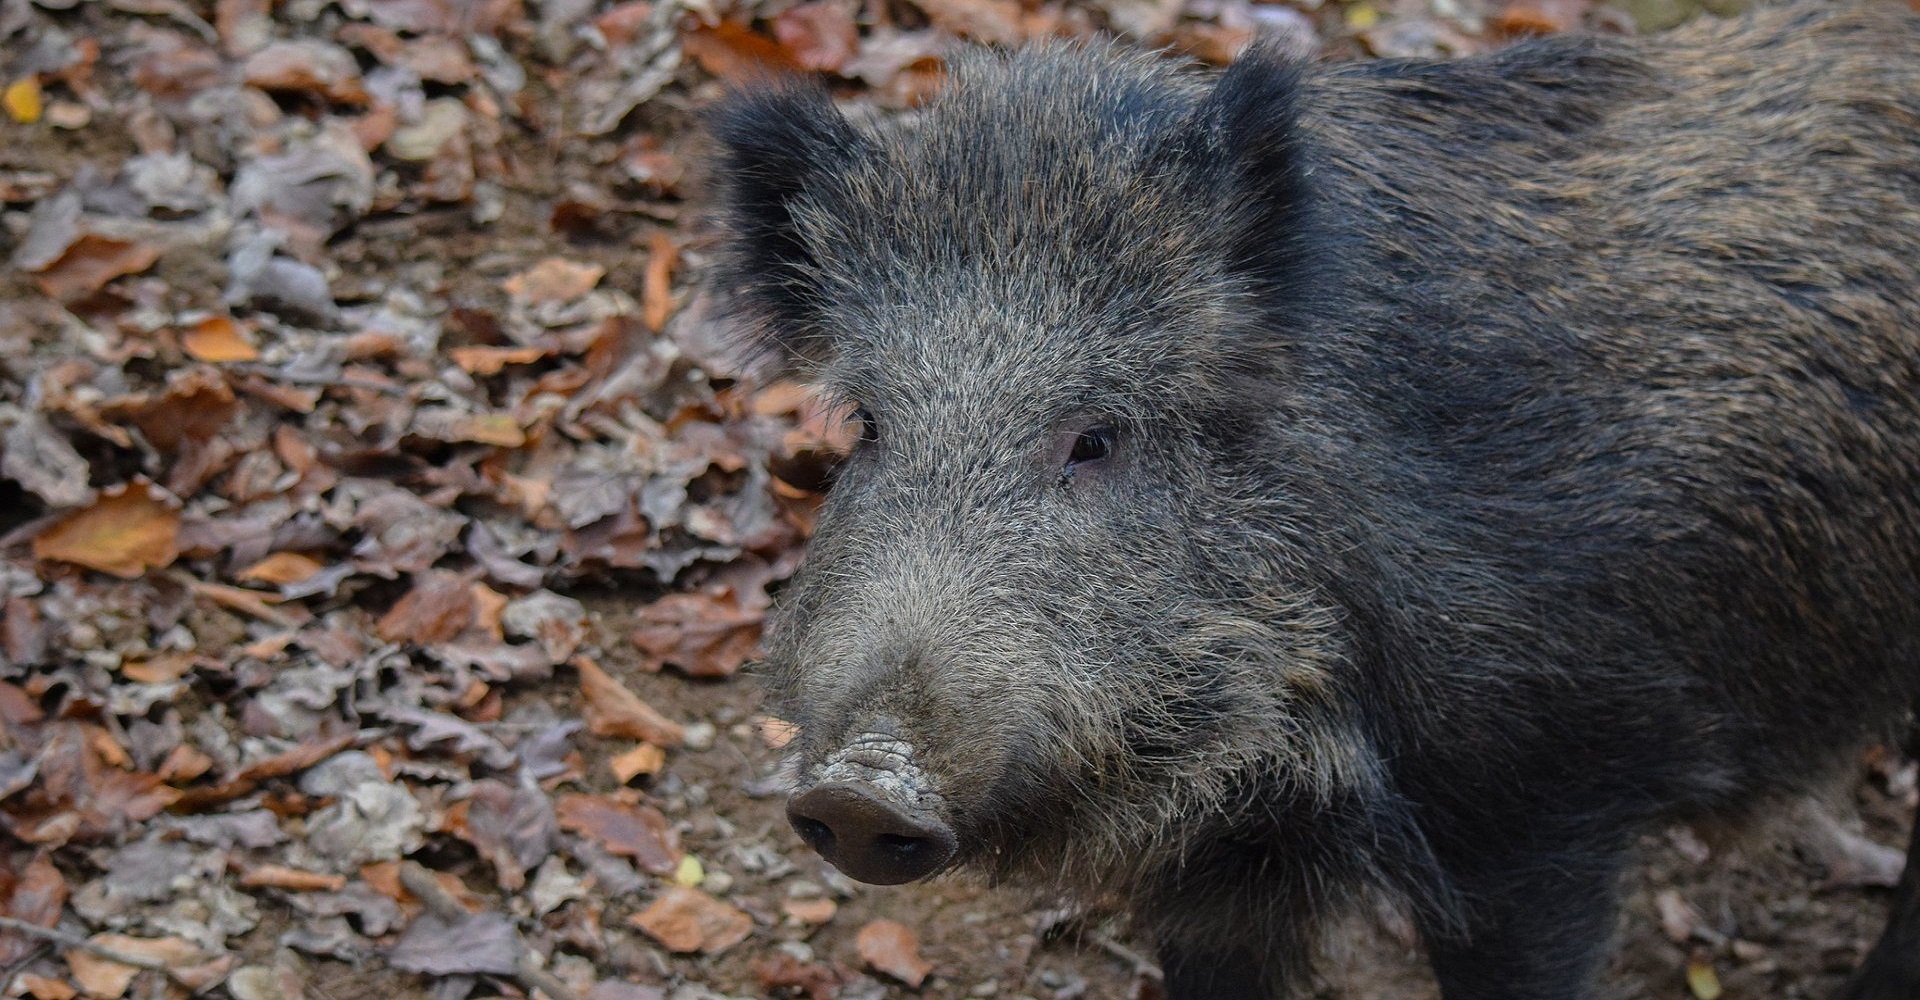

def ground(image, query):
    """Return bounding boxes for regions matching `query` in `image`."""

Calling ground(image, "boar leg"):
[1840,732,1920,1000]
[1422,858,1623,1000]
[1159,945,1277,1000]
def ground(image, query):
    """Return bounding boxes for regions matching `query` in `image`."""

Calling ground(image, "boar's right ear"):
[708,85,870,371]
[1186,45,1320,308]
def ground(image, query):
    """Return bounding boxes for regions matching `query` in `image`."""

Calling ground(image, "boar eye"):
[1066,426,1114,470]
[851,406,879,443]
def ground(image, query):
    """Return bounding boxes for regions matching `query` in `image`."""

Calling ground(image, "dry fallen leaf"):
[773,0,860,73]
[33,481,181,578]
[30,235,162,300]
[242,39,368,103]
[574,655,686,747]
[682,20,802,82]
[630,886,753,955]
[782,896,837,926]
[449,345,547,375]
[236,551,325,586]
[5,76,43,124]
[857,919,933,987]
[754,953,841,1000]
[66,935,210,1000]
[0,854,69,965]
[610,743,667,782]
[15,974,75,1000]
[180,315,260,363]
[630,592,763,678]
[503,257,605,305]
[377,571,479,645]
[1686,952,1724,1000]
[240,864,347,891]
[642,231,678,333]
[555,792,680,875]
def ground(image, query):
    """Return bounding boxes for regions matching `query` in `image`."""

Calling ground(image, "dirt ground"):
[1,1,1913,998]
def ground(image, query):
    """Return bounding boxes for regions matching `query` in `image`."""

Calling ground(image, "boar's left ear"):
[709,85,872,371]
[1186,45,1321,304]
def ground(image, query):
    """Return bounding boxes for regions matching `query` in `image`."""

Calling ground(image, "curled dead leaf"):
[33,482,181,579]
[555,792,680,875]
[29,235,161,301]
[239,864,347,892]
[782,896,836,926]
[574,655,686,747]
[630,886,752,955]
[180,316,260,363]
[503,257,604,305]
[236,552,325,586]
[857,919,933,987]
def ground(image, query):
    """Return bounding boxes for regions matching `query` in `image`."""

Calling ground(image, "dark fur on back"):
[712,6,1920,997]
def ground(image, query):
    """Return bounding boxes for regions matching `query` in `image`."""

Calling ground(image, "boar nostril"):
[787,782,956,885]
[791,815,835,852]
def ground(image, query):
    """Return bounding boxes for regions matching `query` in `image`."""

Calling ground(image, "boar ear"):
[1188,45,1322,304]
[709,85,871,371]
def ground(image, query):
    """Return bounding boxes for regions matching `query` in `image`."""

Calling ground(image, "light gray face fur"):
[749,46,1363,893]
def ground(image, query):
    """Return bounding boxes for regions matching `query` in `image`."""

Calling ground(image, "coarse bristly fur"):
[709,4,1920,998]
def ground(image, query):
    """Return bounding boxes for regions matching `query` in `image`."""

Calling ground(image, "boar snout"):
[788,782,957,884]
[787,730,957,884]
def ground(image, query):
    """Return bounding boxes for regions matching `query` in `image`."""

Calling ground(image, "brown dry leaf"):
[240,864,347,891]
[773,0,860,73]
[236,551,325,586]
[503,257,605,305]
[452,413,527,448]
[362,860,485,913]
[30,235,162,300]
[156,743,214,783]
[33,482,181,579]
[574,656,686,747]
[555,792,680,875]
[377,571,478,645]
[180,316,260,363]
[16,974,75,1000]
[115,367,240,452]
[754,953,841,1000]
[1494,0,1591,34]
[915,0,1028,44]
[401,35,477,85]
[630,886,753,955]
[630,592,762,678]
[782,896,836,926]
[857,919,933,987]
[642,232,678,334]
[66,935,208,1000]
[0,855,70,965]
[120,652,195,683]
[242,39,368,103]
[610,743,667,783]
[449,345,547,375]
[682,20,802,82]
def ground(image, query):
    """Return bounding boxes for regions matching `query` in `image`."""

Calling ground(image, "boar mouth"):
[787,733,959,884]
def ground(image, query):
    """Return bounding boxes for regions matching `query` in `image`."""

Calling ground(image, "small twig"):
[1090,932,1163,982]
[0,917,169,971]
[396,864,585,1000]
